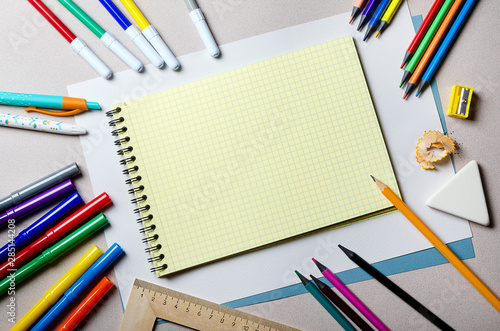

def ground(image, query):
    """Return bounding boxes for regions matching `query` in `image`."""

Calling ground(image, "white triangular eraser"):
[426,161,489,226]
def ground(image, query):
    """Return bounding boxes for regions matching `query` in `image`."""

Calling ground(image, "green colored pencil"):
[399,0,454,87]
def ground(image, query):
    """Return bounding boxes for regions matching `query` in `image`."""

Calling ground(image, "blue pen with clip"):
[31,243,124,331]
[0,91,100,117]
[0,192,83,264]
[98,0,165,68]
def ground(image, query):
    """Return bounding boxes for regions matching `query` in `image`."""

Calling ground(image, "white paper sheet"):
[69,4,472,305]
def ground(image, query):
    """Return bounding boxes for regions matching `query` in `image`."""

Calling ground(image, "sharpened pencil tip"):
[400,61,405,69]
[313,259,327,272]
[349,16,354,24]
[370,175,375,182]
[312,258,317,264]
[399,82,403,88]
[295,270,309,285]
[403,93,408,100]
[338,244,354,258]
[415,90,421,97]
[375,31,380,38]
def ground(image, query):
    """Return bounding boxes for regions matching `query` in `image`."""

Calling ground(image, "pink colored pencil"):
[313,258,390,331]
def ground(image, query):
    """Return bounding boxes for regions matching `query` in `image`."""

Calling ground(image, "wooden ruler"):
[120,279,301,331]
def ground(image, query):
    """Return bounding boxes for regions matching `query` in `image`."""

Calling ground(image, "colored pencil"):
[401,0,445,68]
[310,275,375,331]
[364,0,391,41]
[349,0,368,24]
[400,0,454,87]
[403,0,465,99]
[338,245,454,331]
[375,0,403,38]
[417,0,478,96]
[295,271,356,331]
[313,259,390,331]
[357,0,381,31]
[371,176,500,313]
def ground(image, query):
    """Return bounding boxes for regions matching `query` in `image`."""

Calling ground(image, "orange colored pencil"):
[371,176,500,313]
[403,0,465,99]
[349,0,368,24]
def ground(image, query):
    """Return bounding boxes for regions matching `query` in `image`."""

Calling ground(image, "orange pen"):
[349,0,368,24]
[403,0,465,98]
[56,277,114,331]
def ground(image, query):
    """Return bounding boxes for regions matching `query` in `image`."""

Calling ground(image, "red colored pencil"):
[401,0,445,68]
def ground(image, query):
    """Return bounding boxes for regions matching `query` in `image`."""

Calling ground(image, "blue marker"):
[98,0,165,68]
[416,0,478,96]
[357,0,380,31]
[363,0,391,41]
[31,243,124,331]
[0,192,83,263]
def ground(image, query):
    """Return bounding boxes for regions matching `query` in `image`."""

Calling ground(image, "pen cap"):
[100,32,144,72]
[71,37,112,79]
[11,192,83,254]
[142,25,180,70]
[0,162,80,212]
[0,179,75,226]
[65,243,123,302]
[57,277,114,331]
[46,192,112,242]
[190,8,220,57]
[42,213,109,264]
[125,25,165,68]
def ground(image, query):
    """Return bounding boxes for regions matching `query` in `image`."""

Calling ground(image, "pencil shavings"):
[416,131,455,170]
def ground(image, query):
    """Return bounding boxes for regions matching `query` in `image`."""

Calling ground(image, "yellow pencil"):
[12,246,103,331]
[375,0,403,38]
[371,176,500,312]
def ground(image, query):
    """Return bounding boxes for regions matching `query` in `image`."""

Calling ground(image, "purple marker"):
[0,179,75,227]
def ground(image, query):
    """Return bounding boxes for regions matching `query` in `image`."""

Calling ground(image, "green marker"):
[0,214,108,295]
[295,271,356,331]
[399,0,454,87]
[58,0,143,72]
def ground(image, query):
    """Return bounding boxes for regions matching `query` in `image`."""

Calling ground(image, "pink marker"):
[312,258,390,331]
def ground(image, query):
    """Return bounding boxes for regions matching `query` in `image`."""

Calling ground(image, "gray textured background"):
[1,0,499,330]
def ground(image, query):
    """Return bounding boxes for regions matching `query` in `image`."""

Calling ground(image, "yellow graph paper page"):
[114,36,398,275]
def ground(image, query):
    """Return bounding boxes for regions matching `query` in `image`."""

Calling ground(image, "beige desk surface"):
[0,1,499,330]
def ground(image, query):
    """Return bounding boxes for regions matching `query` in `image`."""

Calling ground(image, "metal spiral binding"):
[107,107,167,273]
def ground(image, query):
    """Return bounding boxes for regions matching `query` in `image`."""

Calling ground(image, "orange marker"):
[404,0,465,98]
[57,277,114,331]
[349,0,368,24]
[372,176,500,313]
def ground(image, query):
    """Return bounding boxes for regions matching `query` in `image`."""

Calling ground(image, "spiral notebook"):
[109,36,399,276]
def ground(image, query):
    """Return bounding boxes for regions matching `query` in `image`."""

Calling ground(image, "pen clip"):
[24,107,87,117]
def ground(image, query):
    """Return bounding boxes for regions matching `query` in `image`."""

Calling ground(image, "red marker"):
[400,0,444,68]
[27,0,112,78]
[57,277,114,331]
[0,193,111,279]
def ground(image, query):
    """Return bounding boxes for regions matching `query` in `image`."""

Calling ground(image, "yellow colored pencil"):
[371,176,500,312]
[375,0,403,38]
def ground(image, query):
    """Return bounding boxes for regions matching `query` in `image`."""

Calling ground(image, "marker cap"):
[190,9,220,57]
[0,163,80,213]
[71,37,112,79]
[143,25,180,70]
[125,25,165,68]
[100,32,144,72]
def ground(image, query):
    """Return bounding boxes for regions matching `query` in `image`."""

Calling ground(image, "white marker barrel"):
[190,8,220,57]
[125,25,165,69]
[71,38,112,79]
[101,32,144,72]
[142,25,180,70]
